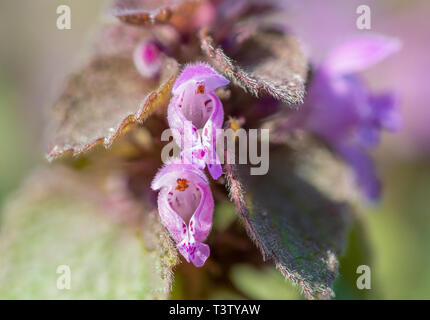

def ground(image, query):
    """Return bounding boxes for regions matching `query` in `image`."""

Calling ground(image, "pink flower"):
[167,63,229,180]
[151,160,214,267]
[133,40,163,78]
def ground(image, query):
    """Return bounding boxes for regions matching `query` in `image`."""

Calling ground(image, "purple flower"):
[167,63,229,180]
[287,36,401,201]
[151,160,214,267]
[133,40,163,78]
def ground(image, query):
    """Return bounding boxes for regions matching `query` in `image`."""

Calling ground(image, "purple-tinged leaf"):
[111,0,203,30]
[266,129,362,205]
[224,133,351,299]
[45,24,179,162]
[200,28,308,106]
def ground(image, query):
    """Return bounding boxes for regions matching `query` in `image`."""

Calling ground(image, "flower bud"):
[133,40,163,78]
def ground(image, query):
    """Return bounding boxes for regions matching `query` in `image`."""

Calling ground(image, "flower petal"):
[335,143,381,202]
[368,92,402,132]
[177,240,210,267]
[189,182,214,241]
[324,35,401,75]
[151,160,208,191]
[172,62,229,95]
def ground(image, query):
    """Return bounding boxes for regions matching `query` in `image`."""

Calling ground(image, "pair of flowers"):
[137,35,401,267]
[148,62,229,267]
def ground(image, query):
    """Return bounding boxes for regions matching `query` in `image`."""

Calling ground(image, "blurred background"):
[0,0,429,299]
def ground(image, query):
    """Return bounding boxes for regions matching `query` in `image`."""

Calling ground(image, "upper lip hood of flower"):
[172,62,229,95]
[151,159,209,191]
[321,35,402,76]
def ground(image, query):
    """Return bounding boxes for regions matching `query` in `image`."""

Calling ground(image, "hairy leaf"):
[46,24,179,161]
[0,167,178,299]
[200,28,307,105]
[111,0,202,30]
[224,144,351,299]
[267,127,362,205]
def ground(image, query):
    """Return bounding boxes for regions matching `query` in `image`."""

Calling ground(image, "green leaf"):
[224,144,352,299]
[0,167,178,299]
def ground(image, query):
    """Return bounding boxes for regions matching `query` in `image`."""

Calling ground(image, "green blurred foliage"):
[0,196,169,299]
[334,219,375,299]
[213,201,237,231]
[0,0,105,207]
[230,265,301,300]
[0,80,31,207]
[365,161,430,299]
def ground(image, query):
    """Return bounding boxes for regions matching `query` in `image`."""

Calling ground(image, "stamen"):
[175,178,189,191]
[196,84,205,95]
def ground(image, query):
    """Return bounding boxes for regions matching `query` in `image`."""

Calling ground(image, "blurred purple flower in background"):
[284,36,401,201]
[284,0,430,159]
